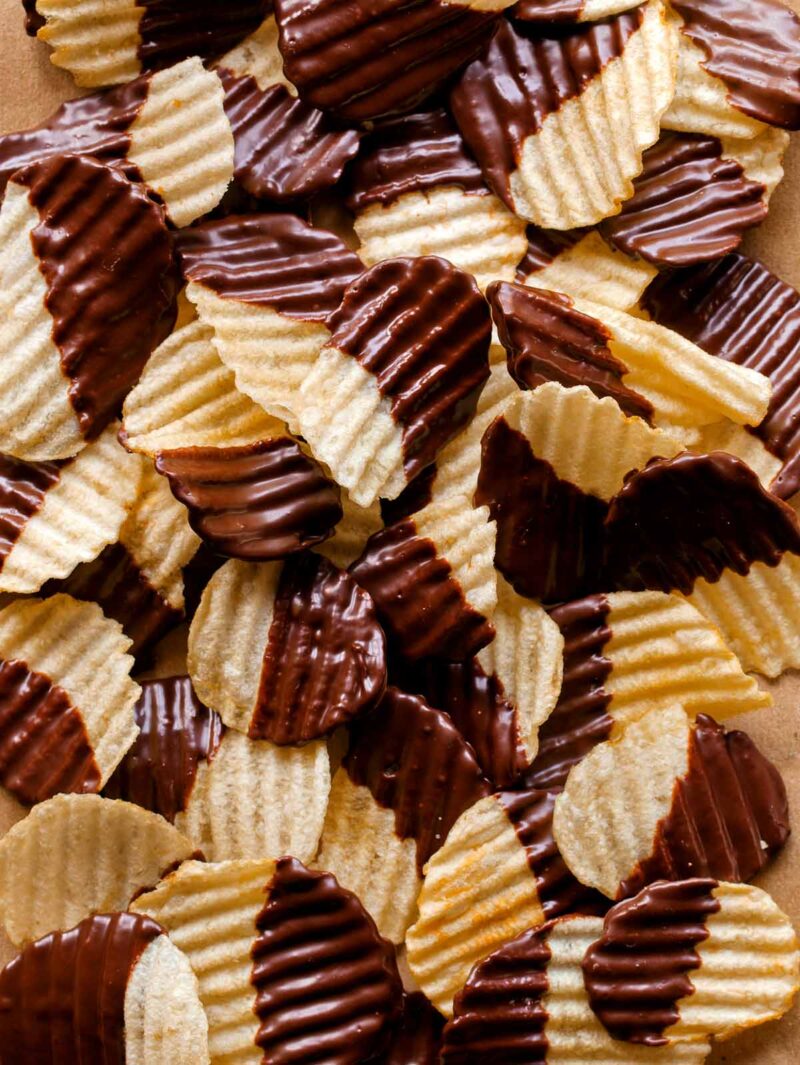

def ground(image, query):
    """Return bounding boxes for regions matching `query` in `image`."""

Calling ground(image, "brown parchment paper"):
[0,3,798,1060]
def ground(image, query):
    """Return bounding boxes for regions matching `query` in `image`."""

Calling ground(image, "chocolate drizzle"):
[516,225,585,279]
[498,788,610,917]
[671,0,800,130]
[350,518,495,661]
[328,256,491,481]
[476,415,607,603]
[251,856,403,1065]
[442,923,552,1063]
[252,552,386,744]
[0,658,101,806]
[136,0,268,71]
[177,212,362,319]
[0,453,63,569]
[603,132,767,267]
[583,878,721,1046]
[604,452,800,595]
[217,68,360,203]
[343,686,490,873]
[103,676,223,822]
[645,253,800,499]
[450,10,645,205]
[524,595,614,791]
[155,439,343,561]
[386,992,445,1065]
[346,108,487,213]
[0,911,163,1064]
[274,0,496,122]
[15,154,178,441]
[488,281,653,421]
[619,714,790,899]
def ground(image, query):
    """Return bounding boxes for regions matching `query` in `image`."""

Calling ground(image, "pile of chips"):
[1,0,800,1061]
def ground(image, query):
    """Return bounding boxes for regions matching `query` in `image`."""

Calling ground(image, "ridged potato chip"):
[317,490,383,569]
[0,793,194,945]
[0,594,140,805]
[692,420,784,492]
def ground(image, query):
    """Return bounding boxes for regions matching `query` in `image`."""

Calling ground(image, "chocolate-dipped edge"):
[154,439,343,561]
[22,0,45,36]
[604,451,800,594]
[450,10,645,206]
[345,107,487,213]
[0,658,102,806]
[217,67,360,203]
[583,878,721,1046]
[350,518,495,661]
[176,212,363,319]
[515,225,586,280]
[14,154,178,441]
[644,253,800,499]
[386,991,445,1065]
[136,0,269,72]
[603,132,768,267]
[523,595,614,791]
[251,856,403,1064]
[513,0,585,20]
[251,552,386,744]
[619,713,790,898]
[103,676,224,822]
[327,256,491,481]
[476,415,608,603]
[0,453,63,570]
[0,911,163,1063]
[343,686,491,874]
[379,462,436,526]
[671,0,800,130]
[487,281,653,421]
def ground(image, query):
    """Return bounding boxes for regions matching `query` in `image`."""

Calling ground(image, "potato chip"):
[316,490,383,569]
[514,0,643,18]
[450,1,678,229]
[553,706,789,899]
[0,424,141,595]
[0,794,194,945]
[0,594,140,805]
[692,420,784,492]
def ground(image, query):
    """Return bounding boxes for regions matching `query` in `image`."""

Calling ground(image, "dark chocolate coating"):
[251,856,403,1065]
[176,212,362,319]
[379,463,436,525]
[0,658,101,806]
[15,155,178,442]
[0,912,163,1064]
[604,451,800,594]
[252,552,387,744]
[386,992,445,1065]
[513,0,584,19]
[22,0,45,35]
[103,676,224,821]
[488,281,653,420]
[671,0,800,130]
[274,0,496,122]
[645,253,800,499]
[603,132,767,267]
[327,256,491,481]
[516,225,585,279]
[583,878,720,1046]
[0,453,63,569]
[343,686,490,873]
[136,0,269,71]
[155,439,343,561]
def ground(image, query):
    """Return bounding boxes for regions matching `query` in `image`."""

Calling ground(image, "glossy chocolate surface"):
[0,911,163,1064]
[604,132,767,266]
[155,439,343,561]
[16,154,178,441]
[350,518,495,661]
[136,0,268,71]
[343,686,490,872]
[328,256,491,481]
[671,0,800,129]
[103,676,223,821]
[251,856,403,1065]
[177,212,362,319]
[645,253,800,499]
[252,552,386,744]
[0,453,63,568]
[620,714,790,898]
[451,10,644,205]
[346,107,486,213]
[274,0,496,122]
[379,462,436,525]
[218,68,360,203]
[488,281,653,420]
[0,658,101,806]
[583,878,720,1046]
[386,992,445,1065]
[22,0,44,35]
[524,595,614,791]
[476,415,607,603]
[516,225,585,279]
[605,452,800,594]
